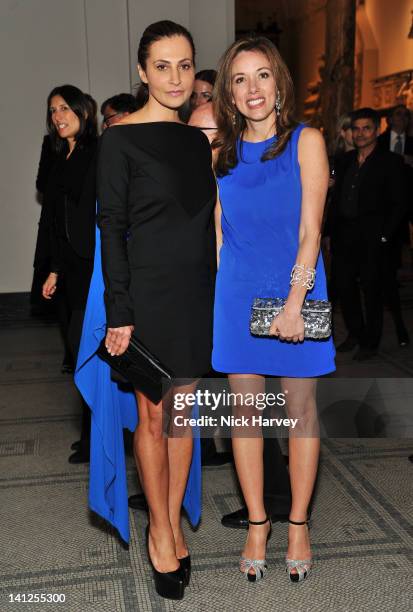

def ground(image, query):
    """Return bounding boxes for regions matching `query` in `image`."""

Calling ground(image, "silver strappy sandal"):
[285,518,312,583]
[240,517,272,583]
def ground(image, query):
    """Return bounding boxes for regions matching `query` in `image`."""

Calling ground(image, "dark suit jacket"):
[42,140,97,271]
[378,130,413,224]
[33,136,59,268]
[377,130,413,156]
[36,135,58,195]
[327,145,407,245]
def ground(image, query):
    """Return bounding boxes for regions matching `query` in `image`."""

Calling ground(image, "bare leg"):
[229,374,270,576]
[133,381,197,569]
[281,377,319,574]
[133,391,178,573]
[167,381,197,559]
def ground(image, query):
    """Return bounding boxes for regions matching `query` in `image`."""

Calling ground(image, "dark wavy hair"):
[46,85,97,154]
[213,36,298,177]
[100,93,139,115]
[136,20,196,109]
[195,69,217,87]
[351,107,380,129]
[84,93,98,133]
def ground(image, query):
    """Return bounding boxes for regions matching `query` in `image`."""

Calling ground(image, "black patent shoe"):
[71,439,82,451]
[145,526,185,600]
[179,554,191,586]
[222,506,289,529]
[222,507,249,528]
[128,493,148,511]
[61,354,74,374]
[397,330,410,347]
[68,447,90,464]
[202,452,233,466]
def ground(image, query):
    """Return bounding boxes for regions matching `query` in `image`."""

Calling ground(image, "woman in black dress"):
[97,21,216,600]
[42,85,97,462]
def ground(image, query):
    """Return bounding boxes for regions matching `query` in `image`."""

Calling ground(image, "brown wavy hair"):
[213,36,298,177]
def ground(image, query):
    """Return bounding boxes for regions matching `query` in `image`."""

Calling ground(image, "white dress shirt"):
[390,130,406,154]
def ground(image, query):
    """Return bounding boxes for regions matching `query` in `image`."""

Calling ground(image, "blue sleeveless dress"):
[212,125,335,377]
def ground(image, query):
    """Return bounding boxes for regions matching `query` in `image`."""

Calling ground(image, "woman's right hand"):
[105,325,134,356]
[42,272,58,299]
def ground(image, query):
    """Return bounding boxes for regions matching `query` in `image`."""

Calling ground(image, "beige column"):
[320,0,357,147]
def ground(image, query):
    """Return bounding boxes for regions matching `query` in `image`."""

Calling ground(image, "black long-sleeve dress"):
[97,122,217,380]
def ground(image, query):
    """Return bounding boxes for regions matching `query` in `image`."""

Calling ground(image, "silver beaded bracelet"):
[290,264,316,290]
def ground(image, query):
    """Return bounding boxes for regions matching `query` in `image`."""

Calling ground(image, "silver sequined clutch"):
[250,298,332,340]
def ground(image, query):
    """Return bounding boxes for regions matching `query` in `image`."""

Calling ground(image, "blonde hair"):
[334,113,352,155]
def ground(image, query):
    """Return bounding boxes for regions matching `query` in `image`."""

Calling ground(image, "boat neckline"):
[109,121,189,128]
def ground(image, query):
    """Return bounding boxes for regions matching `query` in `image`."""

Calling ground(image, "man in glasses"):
[100,93,139,130]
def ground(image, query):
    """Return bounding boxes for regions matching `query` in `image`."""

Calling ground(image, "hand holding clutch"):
[105,325,134,356]
[270,309,305,343]
[97,334,173,404]
[250,298,332,340]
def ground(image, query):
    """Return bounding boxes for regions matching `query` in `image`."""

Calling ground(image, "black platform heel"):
[179,554,191,586]
[145,526,185,600]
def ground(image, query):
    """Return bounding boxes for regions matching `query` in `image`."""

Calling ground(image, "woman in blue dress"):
[212,37,335,583]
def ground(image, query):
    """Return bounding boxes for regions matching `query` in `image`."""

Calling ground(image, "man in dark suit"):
[378,104,413,158]
[378,104,412,346]
[329,108,407,360]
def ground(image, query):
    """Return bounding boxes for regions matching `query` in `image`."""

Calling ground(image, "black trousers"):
[263,437,291,513]
[382,241,408,338]
[332,225,383,349]
[60,240,94,447]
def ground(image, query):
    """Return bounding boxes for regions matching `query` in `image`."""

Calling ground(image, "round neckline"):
[241,134,276,145]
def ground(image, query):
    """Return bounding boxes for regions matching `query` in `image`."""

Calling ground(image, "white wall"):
[189,0,235,71]
[0,0,234,293]
[126,1,235,83]
[365,0,413,77]
[0,0,88,294]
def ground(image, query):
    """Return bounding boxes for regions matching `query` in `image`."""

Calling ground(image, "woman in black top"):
[42,85,97,461]
[97,22,216,600]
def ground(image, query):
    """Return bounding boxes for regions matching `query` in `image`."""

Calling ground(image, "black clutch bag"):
[96,335,173,404]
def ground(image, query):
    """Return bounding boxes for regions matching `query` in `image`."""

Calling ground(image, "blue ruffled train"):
[74,225,201,543]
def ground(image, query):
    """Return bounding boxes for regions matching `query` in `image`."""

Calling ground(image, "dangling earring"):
[231,111,237,126]
[275,90,281,116]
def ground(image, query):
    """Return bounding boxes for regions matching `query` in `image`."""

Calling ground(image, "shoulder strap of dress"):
[287,123,303,153]
[294,123,306,139]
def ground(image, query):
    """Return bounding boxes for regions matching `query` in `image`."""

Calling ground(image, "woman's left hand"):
[269,308,305,343]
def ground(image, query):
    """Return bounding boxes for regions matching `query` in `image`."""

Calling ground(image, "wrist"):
[283,301,302,316]
[50,271,59,277]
